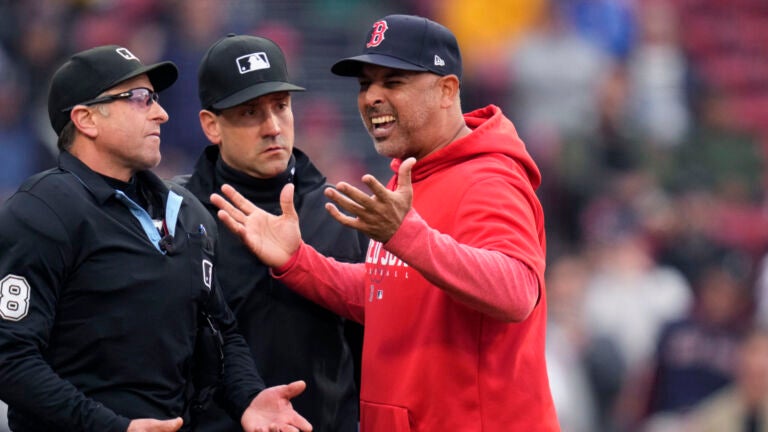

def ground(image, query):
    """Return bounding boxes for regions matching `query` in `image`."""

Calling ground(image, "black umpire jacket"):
[0,151,265,431]
[176,146,367,432]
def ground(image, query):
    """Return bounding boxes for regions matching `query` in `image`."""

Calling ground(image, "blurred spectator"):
[159,0,235,172]
[546,253,599,432]
[436,0,546,74]
[580,169,692,430]
[685,326,768,432]
[293,95,368,189]
[643,250,752,429]
[753,252,768,328]
[563,0,637,61]
[506,0,613,148]
[625,0,691,148]
[503,0,618,260]
[0,49,53,201]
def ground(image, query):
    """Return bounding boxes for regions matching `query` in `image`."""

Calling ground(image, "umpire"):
[176,34,367,432]
[0,45,311,431]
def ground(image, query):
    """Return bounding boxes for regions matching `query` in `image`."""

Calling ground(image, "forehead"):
[360,64,417,78]
[231,91,291,109]
[358,65,437,84]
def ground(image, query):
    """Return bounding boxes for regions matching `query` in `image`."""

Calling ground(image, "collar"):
[215,153,295,203]
[184,145,327,206]
[58,150,169,206]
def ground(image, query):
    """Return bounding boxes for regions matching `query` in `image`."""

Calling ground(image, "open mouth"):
[371,115,396,137]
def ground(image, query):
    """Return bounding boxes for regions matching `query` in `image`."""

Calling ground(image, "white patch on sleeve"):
[0,274,30,321]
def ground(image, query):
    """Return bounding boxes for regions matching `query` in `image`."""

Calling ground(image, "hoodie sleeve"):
[383,171,545,322]
[272,244,367,324]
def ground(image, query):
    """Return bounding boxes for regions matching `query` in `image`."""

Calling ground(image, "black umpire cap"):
[198,34,305,111]
[48,45,178,135]
[331,14,462,80]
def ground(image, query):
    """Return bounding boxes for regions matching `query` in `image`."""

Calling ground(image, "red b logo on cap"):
[366,20,388,48]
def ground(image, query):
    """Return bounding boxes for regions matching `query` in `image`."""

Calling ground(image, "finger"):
[333,182,376,208]
[360,174,390,199]
[210,193,247,225]
[216,209,246,239]
[279,183,297,219]
[220,184,258,215]
[324,187,366,217]
[324,203,362,231]
[292,414,313,431]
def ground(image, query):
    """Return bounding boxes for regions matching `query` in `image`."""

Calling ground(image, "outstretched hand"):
[324,157,416,243]
[241,380,313,432]
[211,183,301,268]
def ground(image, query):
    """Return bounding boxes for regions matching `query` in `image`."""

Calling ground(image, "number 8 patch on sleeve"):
[0,274,30,321]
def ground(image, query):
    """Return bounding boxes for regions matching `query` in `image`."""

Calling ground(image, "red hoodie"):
[275,105,560,431]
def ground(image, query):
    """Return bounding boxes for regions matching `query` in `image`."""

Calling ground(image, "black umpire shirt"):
[177,146,367,432]
[0,151,265,431]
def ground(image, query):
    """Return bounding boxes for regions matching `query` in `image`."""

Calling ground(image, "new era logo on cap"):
[237,52,270,74]
[434,55,445,66]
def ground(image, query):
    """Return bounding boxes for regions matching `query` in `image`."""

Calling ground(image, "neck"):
[69,140,134,182]
[419,119,470,160]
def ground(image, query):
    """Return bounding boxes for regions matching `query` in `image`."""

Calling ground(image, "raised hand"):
[324,157,416,243]
[211,183,301,268]
[241,380,313,432]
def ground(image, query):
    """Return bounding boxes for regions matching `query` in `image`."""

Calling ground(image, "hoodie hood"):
[391,104,541,189]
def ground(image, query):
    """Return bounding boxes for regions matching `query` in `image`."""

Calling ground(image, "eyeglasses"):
[62,87,159,112]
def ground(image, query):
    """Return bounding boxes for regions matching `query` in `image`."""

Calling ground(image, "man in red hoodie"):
[212,14,560,432]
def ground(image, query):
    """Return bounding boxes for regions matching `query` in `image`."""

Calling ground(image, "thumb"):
[282,380,307,399]
[159,417,183,431]
[397,157,416,192]
[279,183,297,220]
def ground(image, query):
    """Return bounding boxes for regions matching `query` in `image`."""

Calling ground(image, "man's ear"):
[70,106,99,139]
[199,110,222,145]
[439,74,461,108]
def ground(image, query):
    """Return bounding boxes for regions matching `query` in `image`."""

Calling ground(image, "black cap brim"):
[129,61,178,93]
[210,81,305,110]
[91,60,178,99]
[331,54,428,77]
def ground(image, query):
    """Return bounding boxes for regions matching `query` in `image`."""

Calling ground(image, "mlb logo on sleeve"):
[236,52,270,74]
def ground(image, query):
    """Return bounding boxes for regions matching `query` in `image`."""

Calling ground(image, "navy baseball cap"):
[331,14,462,80]
[198,34,305,110]
[48,45,178,135]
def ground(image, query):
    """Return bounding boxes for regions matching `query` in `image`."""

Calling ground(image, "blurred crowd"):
[2,0,768,431]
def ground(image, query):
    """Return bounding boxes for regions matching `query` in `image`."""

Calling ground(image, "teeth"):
[371,115,395,125]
